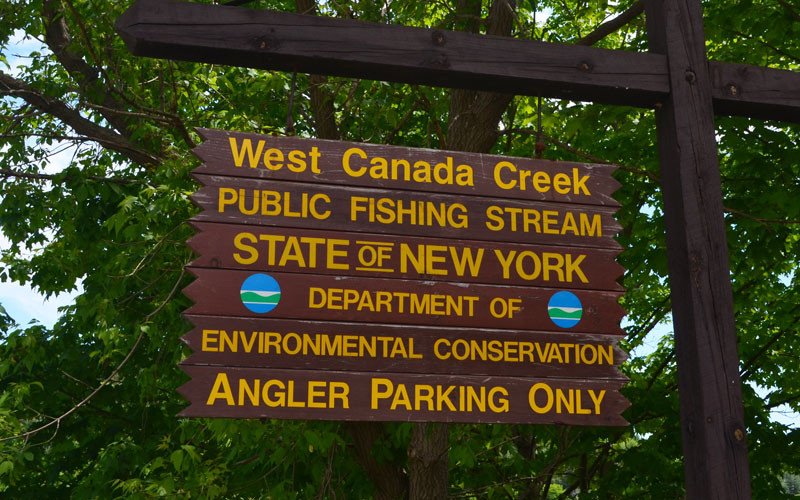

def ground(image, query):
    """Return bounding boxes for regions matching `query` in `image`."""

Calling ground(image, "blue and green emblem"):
[240,273,281,313]
[547,291,583,328]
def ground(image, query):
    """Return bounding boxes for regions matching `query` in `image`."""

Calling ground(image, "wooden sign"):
[188,222,625,291]
[193,128,621,206]
[184,268,625,335]
[182,315,627,379]
[190,175,621,249]
[178,366,630,426]
[180,129,628,426]
[119,0,790,490]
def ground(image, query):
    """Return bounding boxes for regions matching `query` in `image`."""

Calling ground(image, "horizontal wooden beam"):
[116,0,800,123]
[116,0,668,108]
[709,60,800,123]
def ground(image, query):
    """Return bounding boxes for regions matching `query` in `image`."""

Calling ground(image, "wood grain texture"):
[178,365,630,425]
[181,315,628,379]
[117,0,800,123]
[193,128,622,206]
[182,268,626,335]
[116,0,668,108]
[645,0,751,498]
[187,222,625,291]
[189,175,622,249]
[709,60,800,124]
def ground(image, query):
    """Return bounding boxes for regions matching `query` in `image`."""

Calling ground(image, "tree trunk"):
[407,2,517,499]
[407,423,449,500]
[297,2,517,498]
[347,422,408,500]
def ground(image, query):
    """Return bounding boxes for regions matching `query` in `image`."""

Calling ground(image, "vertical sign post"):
[645,0,751,496]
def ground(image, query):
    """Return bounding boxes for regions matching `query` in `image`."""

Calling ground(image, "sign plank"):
[183,268,625,335]
[178,365,630,425]
[188,222,624,291]
[190,175,621,249]
[181,315,627,379]
[193,128,621,206]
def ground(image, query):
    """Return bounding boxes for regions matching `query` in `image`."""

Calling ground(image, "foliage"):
[783,473,800,496]
[0,0,798,498]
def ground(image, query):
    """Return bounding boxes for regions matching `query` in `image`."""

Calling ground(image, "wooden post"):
[645,1,751,498]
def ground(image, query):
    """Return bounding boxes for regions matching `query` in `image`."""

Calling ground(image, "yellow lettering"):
[450,246,483,278]
[238,379,260,406]
[371,378,393,409]
[287,149,307,172]
[202,329,219,352]
[572,168,590,195]
[218,187,237,213]
[342,148,368,177]
[309,287,326,308]
[489,387,509,413]
[330,382,350,408]
[589,389,605,414]
[494,161,517,190]
[233,232,259,265]
[229,138,264,168]
[263,380,285,407]
[581,213,602,237]
[264,148,284,170]
[307,381,327,408]
[206,373,234,405]
[553,173,571,194]
[528,383,553,414]
[425,245,448,275]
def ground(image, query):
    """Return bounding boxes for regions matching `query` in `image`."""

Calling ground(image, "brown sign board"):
[183,268,625,335]
[182,315,627,380]
[178,365,630,426]
[192,128,621,207]
[190,174,622,249]
[188,222,624,291]
[180,130,629,426]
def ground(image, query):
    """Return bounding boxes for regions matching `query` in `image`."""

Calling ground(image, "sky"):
[1,31,83,329]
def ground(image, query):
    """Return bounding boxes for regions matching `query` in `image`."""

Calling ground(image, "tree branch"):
[501,127,661,182]
[0,70,160,167]
[385,98,420,143]
[724,206,800,225]
[0,269,185,443]
[740,312,800,380]
[576,1,644,46]
[776,0,800,22]
[41,1,196,151]
[646,349,675,391]
[722,28,800,64]
[765,392,800,410]
[625,295,672,345]
[42,0,132,137]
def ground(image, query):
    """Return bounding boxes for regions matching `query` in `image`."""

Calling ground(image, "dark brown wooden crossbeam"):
[116,0,800,123]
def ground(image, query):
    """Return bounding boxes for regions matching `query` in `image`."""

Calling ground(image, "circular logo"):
[240,273,281,314]
[547,291,583,328]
